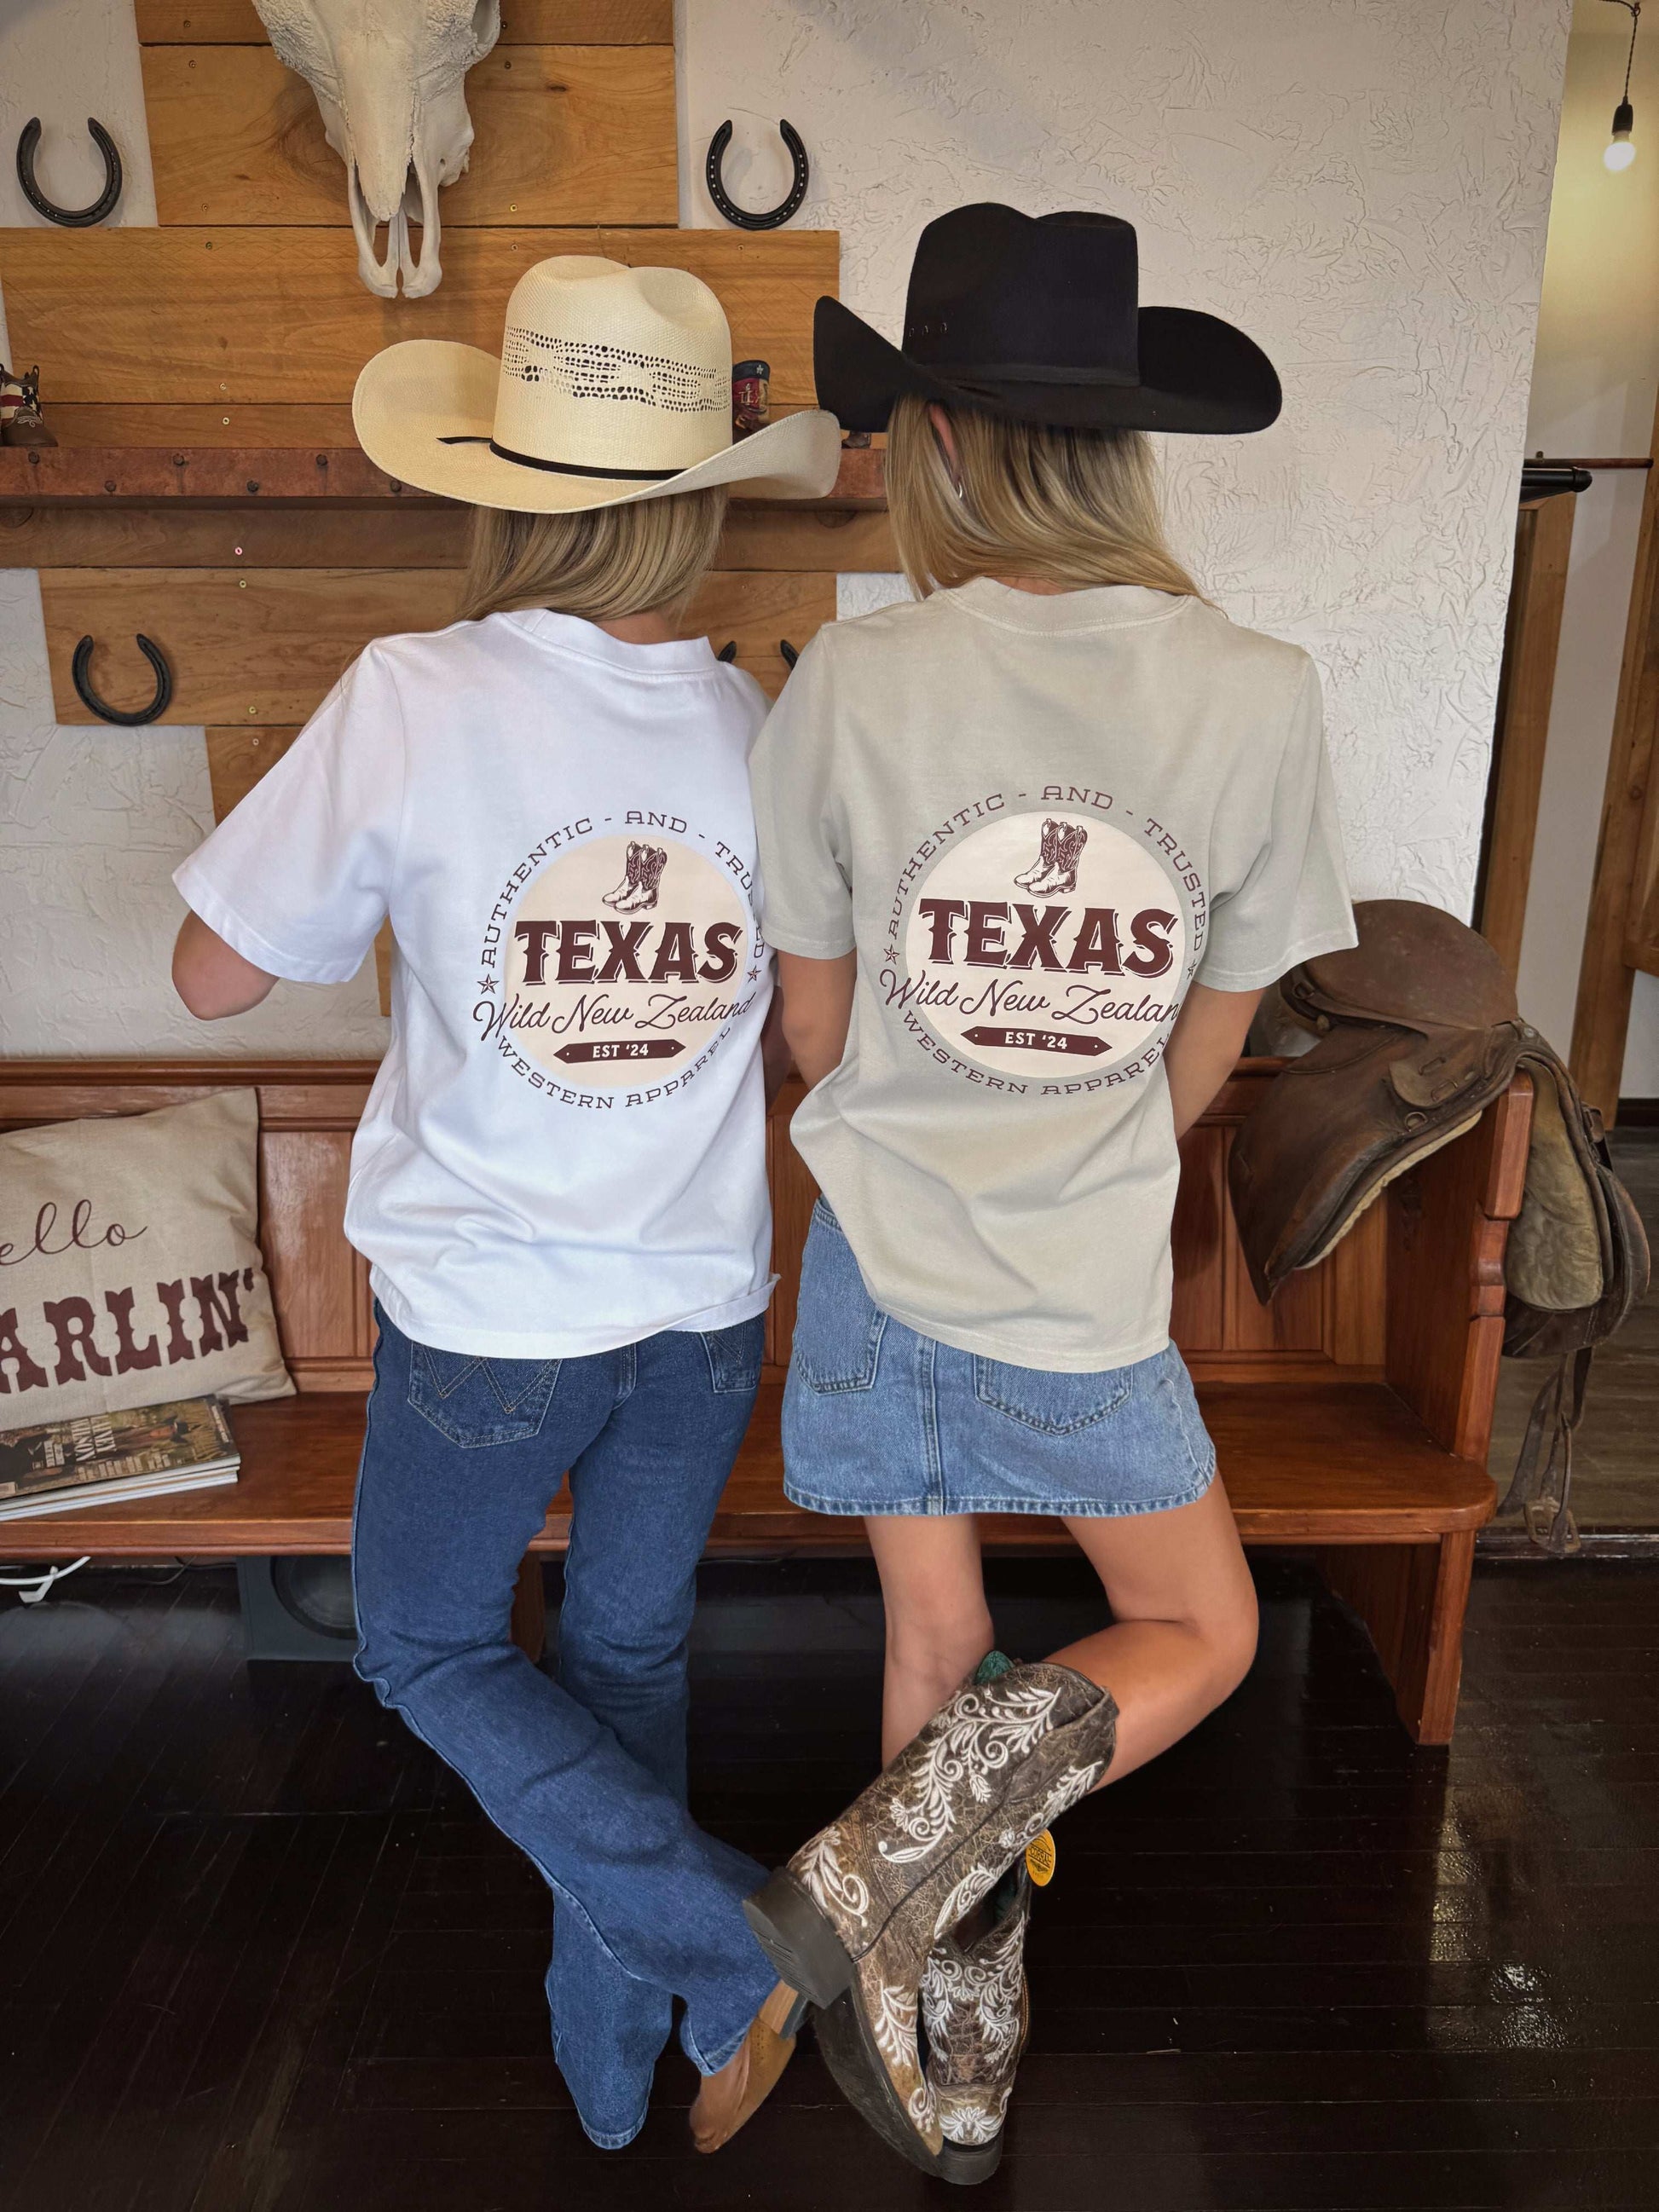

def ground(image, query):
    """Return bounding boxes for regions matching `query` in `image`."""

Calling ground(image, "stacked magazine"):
[0,1397,240,1522]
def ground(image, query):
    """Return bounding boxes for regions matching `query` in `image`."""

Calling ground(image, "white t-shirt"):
[750,579,1356,1372]
[176,609,777,1359]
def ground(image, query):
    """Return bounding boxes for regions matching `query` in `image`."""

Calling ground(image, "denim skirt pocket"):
[972,1356,1131,1436]
[408,1342,562,1448]
[790,1204,887,1394]
[699,1314,766,1395]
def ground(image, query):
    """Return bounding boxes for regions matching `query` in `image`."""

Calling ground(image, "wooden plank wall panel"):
[40,568,835,717]
[136,1,673,40]
[0,231,837,408]
[5,505,895,574]
[142,47,677,228]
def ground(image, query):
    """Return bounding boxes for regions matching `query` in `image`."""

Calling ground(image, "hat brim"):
[813,296,1281,435]
[353,340,844,510]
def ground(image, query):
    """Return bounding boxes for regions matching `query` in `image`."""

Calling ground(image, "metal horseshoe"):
[16,117,123,228]
[72,634,173,726]
[705,118,808,231]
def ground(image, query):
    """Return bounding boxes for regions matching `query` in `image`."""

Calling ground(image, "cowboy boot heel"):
[746,1657,1115,2175]
[743,1866,857,2009]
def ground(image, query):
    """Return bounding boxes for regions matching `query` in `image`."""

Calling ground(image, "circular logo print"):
[494,831,757,1091]
[899,808,1188,1081]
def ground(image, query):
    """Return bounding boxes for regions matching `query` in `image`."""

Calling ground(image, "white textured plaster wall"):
[2,0,1570,1057]
[1519,4,1659,1094]
[685,0,1572,917]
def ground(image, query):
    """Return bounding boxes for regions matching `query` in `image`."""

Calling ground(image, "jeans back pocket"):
[791,1204,887,1393]
[973,1355,1130,1436]
[408,1342,562,1448]
[700,1314,766,1395]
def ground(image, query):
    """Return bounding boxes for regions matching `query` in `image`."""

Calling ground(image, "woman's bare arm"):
[1162,982,1263,1138]
[776,950,858,1089]
[172,911,278,1020]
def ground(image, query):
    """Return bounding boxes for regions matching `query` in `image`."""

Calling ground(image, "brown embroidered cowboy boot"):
[744,1660,1115,2174]
[921,1863,1032,2183]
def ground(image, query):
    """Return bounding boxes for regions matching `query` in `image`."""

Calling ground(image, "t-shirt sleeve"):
[749,633,857,959]
[1199,656,1356,992]
[172,644,406,985]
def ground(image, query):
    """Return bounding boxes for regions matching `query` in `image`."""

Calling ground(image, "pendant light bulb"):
[1607,97,1638,170]
[1604,2,1642,169]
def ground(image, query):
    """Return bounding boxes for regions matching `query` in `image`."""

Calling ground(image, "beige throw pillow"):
[0,1089,293,1423]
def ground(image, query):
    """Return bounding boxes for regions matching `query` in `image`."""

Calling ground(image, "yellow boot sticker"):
[1025,1830,1056,1886]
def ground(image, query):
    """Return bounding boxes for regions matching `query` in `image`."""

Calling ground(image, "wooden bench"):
[0,1059,1527,1742]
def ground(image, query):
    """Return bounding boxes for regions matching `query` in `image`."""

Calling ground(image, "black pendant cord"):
[72,634,173,726]
[15,118,123,228]
[705,118,808,231]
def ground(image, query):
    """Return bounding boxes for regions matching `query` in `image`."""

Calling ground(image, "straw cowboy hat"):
[354,255,841,511]
[813,203,1280,435]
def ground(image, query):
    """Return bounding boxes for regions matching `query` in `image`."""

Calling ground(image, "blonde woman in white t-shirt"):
[170,260,845,2157]
[743,205,1356,2181]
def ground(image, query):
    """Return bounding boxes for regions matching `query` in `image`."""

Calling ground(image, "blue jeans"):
[352,1304,777,2148]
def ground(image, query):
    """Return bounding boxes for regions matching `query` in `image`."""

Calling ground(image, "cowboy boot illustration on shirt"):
[743,1659,1116,2174]
[616,844,668,914]
[1013,818,1061,892]
[603,841,643,909]
[1030,821,1088,898]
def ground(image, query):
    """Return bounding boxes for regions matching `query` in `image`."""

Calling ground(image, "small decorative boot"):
[1,365,56,448]
[922,1863,1032,2184]
[744,1659,1115,2174]
[1029,822,1087,897]
[1013,817,1061,892]
[603,840,642,910]
[616,843,667,914]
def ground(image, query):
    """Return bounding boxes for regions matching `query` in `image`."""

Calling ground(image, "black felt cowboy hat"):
[815,203,1280,436]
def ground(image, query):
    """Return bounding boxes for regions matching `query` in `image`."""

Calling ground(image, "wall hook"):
[778,639,799,669]
[72,634,173,725]
[16,117,124,228]
[705,118,808,231]
[716,640,738,661]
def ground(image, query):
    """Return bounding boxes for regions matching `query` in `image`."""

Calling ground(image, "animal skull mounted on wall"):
[253,0,500,297]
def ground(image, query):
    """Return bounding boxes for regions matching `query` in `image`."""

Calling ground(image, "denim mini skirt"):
[782,1200,1217,1520]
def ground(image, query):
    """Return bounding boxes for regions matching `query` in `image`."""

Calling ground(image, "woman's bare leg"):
[864,1515,994,1762]
[864,1478,1257,1780]
[1051,1478,1257,1781]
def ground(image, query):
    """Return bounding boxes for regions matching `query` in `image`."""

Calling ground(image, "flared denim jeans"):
[352,1304,777,2146]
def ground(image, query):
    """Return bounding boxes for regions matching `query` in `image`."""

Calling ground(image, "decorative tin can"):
[731,360,772,437]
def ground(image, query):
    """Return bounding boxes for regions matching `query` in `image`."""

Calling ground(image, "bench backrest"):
[0,1058,1530,1464]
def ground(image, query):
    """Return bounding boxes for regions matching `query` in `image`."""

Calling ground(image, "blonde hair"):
[885,394,1201,603]
[454,487,728,625]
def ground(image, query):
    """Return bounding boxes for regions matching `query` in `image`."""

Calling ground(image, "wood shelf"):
[0,442,885,510]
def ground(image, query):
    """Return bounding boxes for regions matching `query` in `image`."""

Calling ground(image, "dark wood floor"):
[2,1555,1656,2210]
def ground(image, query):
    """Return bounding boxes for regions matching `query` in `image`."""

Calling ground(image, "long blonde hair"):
[884,394,1201,602]
[454,487,728,625]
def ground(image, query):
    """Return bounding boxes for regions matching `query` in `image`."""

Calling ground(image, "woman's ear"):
[928,402,961,472]
[927,404,966,501]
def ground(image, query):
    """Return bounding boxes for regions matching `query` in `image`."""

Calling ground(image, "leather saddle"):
[1228,900,1649,1552]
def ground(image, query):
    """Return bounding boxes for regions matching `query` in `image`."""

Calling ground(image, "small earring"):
[950,473,967,504]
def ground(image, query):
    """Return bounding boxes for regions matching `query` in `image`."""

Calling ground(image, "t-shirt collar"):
[942,576,1193,634]
[502,606,720,673]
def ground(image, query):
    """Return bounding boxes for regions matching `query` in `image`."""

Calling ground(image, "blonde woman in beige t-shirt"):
[743,206,1355,2180]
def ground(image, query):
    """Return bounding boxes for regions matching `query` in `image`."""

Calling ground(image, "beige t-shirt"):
[750,579,1356,1372]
